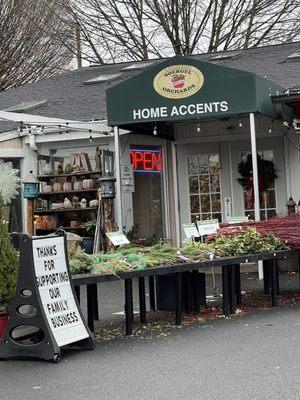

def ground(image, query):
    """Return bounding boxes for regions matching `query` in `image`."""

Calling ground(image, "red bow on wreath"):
[248,175,263,208]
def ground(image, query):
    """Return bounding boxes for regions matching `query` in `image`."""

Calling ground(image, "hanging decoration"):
[0,161,21,204]
[237,154,277,207]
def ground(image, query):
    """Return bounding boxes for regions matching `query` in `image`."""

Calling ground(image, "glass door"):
[187,154,222,222]
[130,146,164,240]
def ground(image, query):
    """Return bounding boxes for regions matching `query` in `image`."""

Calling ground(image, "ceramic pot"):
[53,182,63,192]
[43,163,52,175]
[82,179,94,189]
[56,162,63,175]
[80,199,87,208]
[51,202,64,210]
[73,180,83,190]
[63,182,73,191]
[63,198,72,208]
[43,185,52,192]
[89,199,98,208]
[64,163,73,174]
[46,221,54,229]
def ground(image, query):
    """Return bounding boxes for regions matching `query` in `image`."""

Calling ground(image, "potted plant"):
[0,194,19,338]
[82,220,97,254]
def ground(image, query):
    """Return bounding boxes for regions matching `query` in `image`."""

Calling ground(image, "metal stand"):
[270,259,279,307]
[174,272,182,325]
[222,265,231,316]
[149,276,156,310]
[138,277,147,323]
[222,264,241,316]
[124,279,133,335]
[264,259,279,296]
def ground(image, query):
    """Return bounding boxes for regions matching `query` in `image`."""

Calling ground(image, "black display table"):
[72,249,300,335]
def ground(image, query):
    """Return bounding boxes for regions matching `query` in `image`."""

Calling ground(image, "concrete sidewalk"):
[0,302,299,400]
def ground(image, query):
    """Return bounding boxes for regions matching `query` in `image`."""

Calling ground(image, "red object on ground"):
[0,316,8,338]
[215,213,300,248]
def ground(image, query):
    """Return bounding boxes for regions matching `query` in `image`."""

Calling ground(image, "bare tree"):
[52,0,300,65]
[0,0,74,91]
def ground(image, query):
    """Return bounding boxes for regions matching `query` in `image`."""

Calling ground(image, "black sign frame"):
[0,231,95,363]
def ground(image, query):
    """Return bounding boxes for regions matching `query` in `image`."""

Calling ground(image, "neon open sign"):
[130,149,161,173]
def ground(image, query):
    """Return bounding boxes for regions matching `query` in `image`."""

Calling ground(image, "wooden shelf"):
[37,188,98,196]
[34,207,98,214]
[36,226,86,231]
[37,170,103,181]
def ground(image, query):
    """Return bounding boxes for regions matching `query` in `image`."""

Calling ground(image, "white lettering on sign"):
[33,236,89,347]
[132,101,229,121]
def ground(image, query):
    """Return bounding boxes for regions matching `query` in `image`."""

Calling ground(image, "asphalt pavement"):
[0,271,299,400]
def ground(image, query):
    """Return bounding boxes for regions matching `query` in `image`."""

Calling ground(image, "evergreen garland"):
[237,154,277,191]
[0,193,19,315]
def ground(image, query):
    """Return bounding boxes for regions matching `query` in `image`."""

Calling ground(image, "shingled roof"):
[0,41,299,133]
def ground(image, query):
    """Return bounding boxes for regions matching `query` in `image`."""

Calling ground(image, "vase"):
[56,162,63,175]
[63,182,73,191]
[63,198,72,209]
[82,179,94,189]
[73,180,83,190]
[64,163,73,174]
[80,199,87,208]
[42,163,52,175]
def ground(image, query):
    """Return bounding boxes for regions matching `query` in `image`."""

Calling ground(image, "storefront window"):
[187,154,222,222]
[241,150,277,220]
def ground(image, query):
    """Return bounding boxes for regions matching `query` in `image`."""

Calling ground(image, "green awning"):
[107,55,290,128]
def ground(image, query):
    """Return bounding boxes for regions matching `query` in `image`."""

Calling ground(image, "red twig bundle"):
[215,214,300,248]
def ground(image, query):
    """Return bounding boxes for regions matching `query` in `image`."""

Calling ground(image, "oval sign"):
[153,64,204,99]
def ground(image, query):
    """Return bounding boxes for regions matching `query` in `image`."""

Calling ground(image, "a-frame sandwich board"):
[0,231,95,362]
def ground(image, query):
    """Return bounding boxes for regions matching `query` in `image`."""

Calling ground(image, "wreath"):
[238,154,277,207]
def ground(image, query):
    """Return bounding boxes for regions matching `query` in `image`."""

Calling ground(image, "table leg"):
[124,279,133,335]
[149,276,156,311]
[193,271,200,314]
[263,260,271,295]
[74,286,80,304]
[222,265,230,317]
[138,277,147,323]
[270,260,278,307]
[229,265,236,314]
[92,283,99,320]
[199,272,206,307]
[87,284,95,332]
[174,272,182,325]
[235,264,242,305]
[185,272,192,314]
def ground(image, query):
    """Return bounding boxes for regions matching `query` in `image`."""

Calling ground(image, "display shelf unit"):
[35,207,98,214]
[36,150,114,239]
[36,165,101,236]
[37,170,103,181]
[36,226,86,231]
[37,189,98,197]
